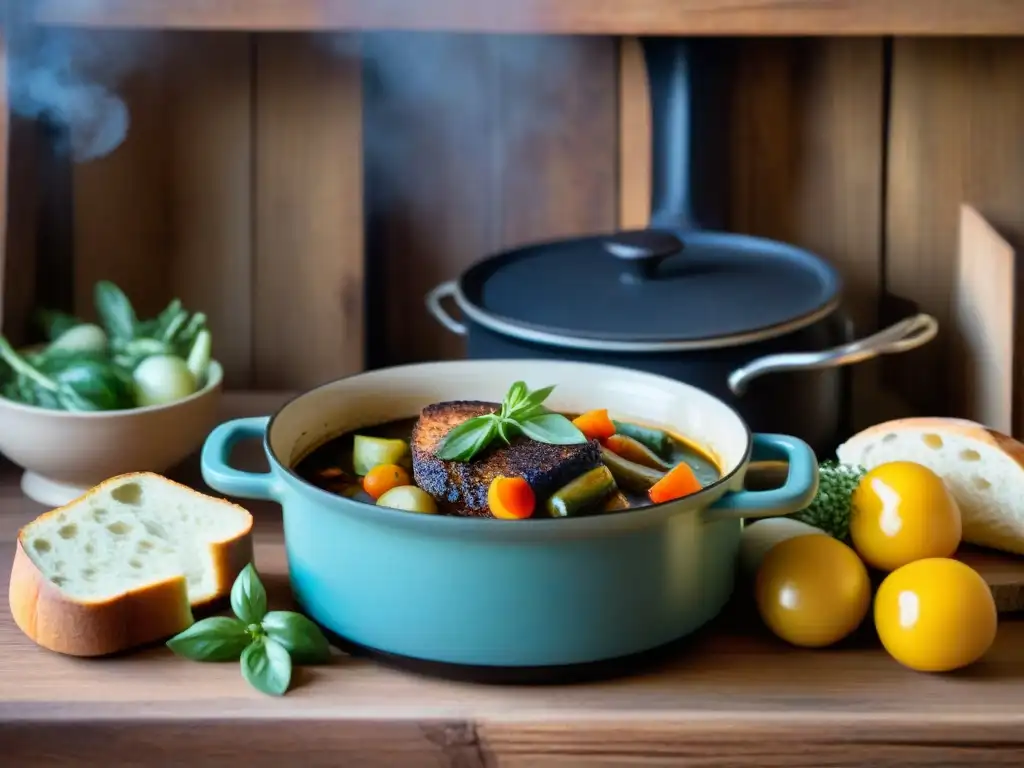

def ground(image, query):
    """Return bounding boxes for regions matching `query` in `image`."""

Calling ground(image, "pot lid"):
[456,229,842,352]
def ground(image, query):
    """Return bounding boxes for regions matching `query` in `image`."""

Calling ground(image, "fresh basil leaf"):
[166,616,251,662]
[262,611,332,664]
[152,298,183,334]
[518,413,588,445]
[50,357,134,411]
[503,380,528,414]
[240,638,292,696]
[159,311,188,344]
[520,384,555,410]
[509,402,550,422]
[230,563,268,624]
[435,415,496,461]
[94,281,137,342]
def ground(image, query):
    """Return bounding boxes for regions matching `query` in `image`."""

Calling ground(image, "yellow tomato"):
[874,558,996,672]
[849,461,961,572]
[755,535,871,648]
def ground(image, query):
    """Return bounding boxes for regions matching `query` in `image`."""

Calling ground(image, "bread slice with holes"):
[9,472,253,657]
[836,418,1024,555]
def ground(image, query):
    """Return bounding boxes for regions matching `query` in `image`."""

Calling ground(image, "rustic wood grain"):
[366,34,617,365]
[252,33,364,389]
[494,35,618,248]
[362,32,493,366]
[617,37,650,230]
[952,204,1017,434]
[730,38,887,432]
[0,30,9,337]
[886,39,1024,420]
[1,395,1024,766]
[0,32,46,348]
[71,31,173,322]
[959,547,1024,615]
[163,33,255,389]
[31,0,1024,36]
[0,118,40,347]
[70,31,260,385]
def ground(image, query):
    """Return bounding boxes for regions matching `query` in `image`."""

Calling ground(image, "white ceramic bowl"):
[0,361,223,507]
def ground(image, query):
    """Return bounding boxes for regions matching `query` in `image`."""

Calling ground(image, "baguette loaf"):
[9,472,253,657]
[836,418,1024,555]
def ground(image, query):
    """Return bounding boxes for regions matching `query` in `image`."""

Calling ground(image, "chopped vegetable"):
[599,446,666,492]
[186,329,212,385]
[648,462,703,504]
[48,323,108,355]
[362,463,412,500]
[602,491,631,512]
[487,476,536,520]
[572,409,616,441]
[611,420,672,458]
[376,485,438,514]
[545,465,617,518]
[353,435,411,476]
[789,460,866,540]
[132,354,198,407]
[603,433,671,470]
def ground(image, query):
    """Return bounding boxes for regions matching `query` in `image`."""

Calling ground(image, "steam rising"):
[349,32,582,206]
[8,15,141,161]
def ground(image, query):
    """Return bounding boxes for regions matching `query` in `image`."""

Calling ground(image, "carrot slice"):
[648,463,703,504]
[488,476,536,520]
[572,409,616,441]
[362,464,411,500]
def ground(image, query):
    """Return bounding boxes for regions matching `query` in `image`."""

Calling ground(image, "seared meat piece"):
[411,400,602,517]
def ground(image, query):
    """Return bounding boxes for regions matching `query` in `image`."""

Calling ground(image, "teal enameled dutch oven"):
[201,360,817,669]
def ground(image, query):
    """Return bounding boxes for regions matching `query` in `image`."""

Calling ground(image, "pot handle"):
[727,313,939,396]
[703,434,818,522]
[426,281,467,336]
[201,416,280,501]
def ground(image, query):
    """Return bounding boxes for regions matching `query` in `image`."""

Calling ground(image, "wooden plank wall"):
[3,33,1024,424]
[363,33,618,366]
[886,39,1024,420]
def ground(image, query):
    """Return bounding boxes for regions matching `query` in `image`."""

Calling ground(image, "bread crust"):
[8,472,254,657]
[840,417,1024,470]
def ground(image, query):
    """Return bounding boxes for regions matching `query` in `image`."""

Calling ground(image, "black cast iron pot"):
[425,38,937,457]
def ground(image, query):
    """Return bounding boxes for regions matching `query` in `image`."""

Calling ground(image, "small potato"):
[376,485,438,515]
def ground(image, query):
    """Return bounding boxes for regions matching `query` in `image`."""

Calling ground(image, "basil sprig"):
[435,381,587,462]
[166,564,332,697]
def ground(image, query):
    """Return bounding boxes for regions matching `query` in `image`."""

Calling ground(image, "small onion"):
[133,354,198,407]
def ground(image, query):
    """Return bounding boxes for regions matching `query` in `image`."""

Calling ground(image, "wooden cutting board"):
[957,547,1024,614]
[745,461,1024,613]
[953,203,1017,435]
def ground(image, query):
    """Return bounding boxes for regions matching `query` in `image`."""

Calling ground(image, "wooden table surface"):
[2,393,1024,767]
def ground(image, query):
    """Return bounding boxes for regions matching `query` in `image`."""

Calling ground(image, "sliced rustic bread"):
[836,418,1024,555]
[9,472,253,657]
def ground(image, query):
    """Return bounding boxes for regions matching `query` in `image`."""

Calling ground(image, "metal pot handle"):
[426,281,467,336]
[727,313,939,396]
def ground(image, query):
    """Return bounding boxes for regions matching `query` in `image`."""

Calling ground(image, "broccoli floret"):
[789,460,866,540]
